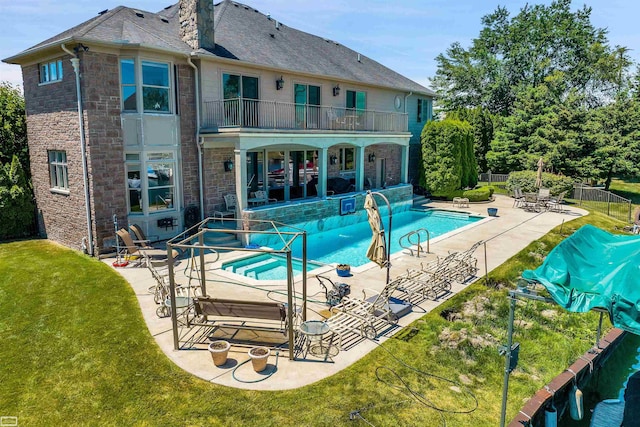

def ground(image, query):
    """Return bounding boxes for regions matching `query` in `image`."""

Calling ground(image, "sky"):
[1,0,640,91]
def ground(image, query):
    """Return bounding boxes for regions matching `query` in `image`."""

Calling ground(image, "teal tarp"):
[522,224,640,335]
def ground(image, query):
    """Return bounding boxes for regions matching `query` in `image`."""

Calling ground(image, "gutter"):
[61,43,94,256]
[187,55,204,221]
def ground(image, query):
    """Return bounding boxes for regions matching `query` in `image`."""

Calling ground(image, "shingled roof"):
[6,0,434,95]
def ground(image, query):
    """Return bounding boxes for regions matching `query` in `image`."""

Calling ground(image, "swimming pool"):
[248,208,483,268]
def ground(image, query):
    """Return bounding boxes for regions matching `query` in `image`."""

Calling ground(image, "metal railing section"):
[399,228,430,257]
[202,98,408,133]
[571,184,632,222]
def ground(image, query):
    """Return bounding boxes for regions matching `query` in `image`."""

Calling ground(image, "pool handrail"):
[399,228,430,257]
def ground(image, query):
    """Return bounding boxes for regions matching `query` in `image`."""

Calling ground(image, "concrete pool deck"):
[106,194,587,390]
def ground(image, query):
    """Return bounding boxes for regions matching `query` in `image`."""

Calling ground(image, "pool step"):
[225,256,276,275]
[243,259,284,278]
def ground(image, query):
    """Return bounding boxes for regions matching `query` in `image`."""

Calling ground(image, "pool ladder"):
[399,228,430,257]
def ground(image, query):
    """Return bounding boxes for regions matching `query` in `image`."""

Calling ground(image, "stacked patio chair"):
[447,240,482,283]
[512,187,526,208]
[325,278,403,349]
[395,252,458,303]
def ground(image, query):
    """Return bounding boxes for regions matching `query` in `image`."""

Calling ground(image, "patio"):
[107,194,587,390]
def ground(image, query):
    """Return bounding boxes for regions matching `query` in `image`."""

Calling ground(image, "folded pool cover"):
[522,224,640,335]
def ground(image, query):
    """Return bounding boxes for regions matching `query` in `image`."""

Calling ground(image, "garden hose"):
[232,351,280,383]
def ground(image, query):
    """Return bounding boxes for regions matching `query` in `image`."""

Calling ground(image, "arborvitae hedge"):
[420,119,477,195]
[0,155,35,239]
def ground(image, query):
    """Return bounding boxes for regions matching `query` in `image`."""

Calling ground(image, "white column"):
[317,148,328,197]
[355,146,365,191]
[234,148,248,210]
[401,145,409,184]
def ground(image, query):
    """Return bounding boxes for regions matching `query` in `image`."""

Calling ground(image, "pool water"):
[249,208,482,267]
[221,253,324,281]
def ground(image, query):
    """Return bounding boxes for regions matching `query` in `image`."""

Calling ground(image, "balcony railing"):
[202,98,408,133]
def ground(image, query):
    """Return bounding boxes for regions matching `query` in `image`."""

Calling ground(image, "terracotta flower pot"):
[208,340,231,366]
[248,346,270,372]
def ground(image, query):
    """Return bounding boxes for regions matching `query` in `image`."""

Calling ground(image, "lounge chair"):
[129,223,160,245]
[213,194,237,222]
[116,228,176,267]
[325,278,405,349]
[396,253,458,303]
[148,260,201,318]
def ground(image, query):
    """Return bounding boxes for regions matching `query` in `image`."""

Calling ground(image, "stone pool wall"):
[240,185,413,232]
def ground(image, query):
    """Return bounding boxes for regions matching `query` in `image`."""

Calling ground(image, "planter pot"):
[487,207,498,217]
[208,340,231,366]
[336,264,351,277]
[248,346,270,372]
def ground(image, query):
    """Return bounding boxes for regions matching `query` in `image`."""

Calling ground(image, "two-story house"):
[3,0,434,255]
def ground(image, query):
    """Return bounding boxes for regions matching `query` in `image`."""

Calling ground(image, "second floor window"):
[120,59,172,113]
[417,98,433,123]
[346,90,366,111]
[142,61,170,112]
[40,59,63,84]
[48,150,68,191]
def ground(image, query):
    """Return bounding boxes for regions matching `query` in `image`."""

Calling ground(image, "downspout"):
[187,55,204,221]
[61,43,94,256]
[403,91,413,114]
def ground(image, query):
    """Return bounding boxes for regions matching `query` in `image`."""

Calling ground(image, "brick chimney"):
[179,0,215,50]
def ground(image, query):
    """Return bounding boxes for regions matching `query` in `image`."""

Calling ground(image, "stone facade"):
[243,185,413,231]
[177,64,200,211]
[23,51,128,254]
[23,54,92,252]
[202,147,236,216]
[179,0,216,50]
[81,51,127,253]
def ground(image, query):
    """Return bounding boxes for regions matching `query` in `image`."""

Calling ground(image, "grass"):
[610,177,640,206]
[0,211,631,426]
[476,180,509,195]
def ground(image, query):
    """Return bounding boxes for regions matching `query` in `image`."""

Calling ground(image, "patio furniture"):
[213,194,237,222]
[453,197,469,208]
[116,228,175,267]
[298,320,336,361]
[522,192,542,212]
[130,223,159,245]
[249,190,277,206]
[547,191,567,213]
[512,187,526,208]
[189,297,299,338]
[397,253,457,303]
[325,278,404,349]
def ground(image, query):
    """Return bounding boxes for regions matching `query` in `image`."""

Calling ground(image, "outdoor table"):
[299,320,336,361]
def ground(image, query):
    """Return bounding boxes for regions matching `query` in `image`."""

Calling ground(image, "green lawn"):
[0,211,629,426]
[610,177,640,206]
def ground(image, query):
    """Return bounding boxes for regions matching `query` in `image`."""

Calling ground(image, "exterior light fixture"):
[329,155,337,165]
[333,84,340,96]
[368,153,376,163]
[276,75,284,90]
[223,159,234,172]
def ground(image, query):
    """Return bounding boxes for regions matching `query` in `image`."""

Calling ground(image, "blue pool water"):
[248,208,482,268]
[221,253,324,281]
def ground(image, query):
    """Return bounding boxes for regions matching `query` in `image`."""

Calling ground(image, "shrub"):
[420,119,477,193]
[0,155,35,240]
[463,187,491,202]
[506,171,574,195]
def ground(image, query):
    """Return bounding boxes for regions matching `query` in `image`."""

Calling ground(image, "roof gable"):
[5,0,434,96]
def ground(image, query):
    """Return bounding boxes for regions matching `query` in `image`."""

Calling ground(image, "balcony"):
[202,98,408,133]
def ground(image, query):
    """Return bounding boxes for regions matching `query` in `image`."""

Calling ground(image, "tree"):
[0,82,28,175]
[448,107,494,173]
[581,93,640,189]
[420,119,476,194]
[0,155,34,239]
[431,0,628,115]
